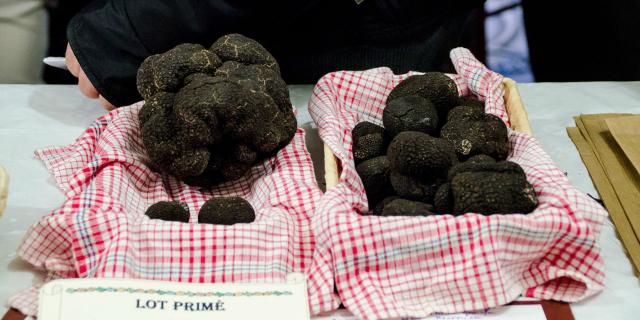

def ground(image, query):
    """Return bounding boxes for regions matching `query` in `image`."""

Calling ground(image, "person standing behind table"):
[0,0,47,83]
[42,0,93,84]
[64,0,486,111]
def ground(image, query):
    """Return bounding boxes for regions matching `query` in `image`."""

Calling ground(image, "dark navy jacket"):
[68,0,483,106]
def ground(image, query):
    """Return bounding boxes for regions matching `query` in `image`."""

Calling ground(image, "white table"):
[1,82,640,319]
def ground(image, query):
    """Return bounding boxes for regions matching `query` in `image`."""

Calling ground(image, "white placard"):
[39,273,309,320]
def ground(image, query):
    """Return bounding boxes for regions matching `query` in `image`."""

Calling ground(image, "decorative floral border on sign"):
[65,287,293,297]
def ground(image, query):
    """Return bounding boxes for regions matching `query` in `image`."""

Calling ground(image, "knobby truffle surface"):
[383,95,439,138]
[352,121,387,164]
[390,171,440,203]
[386,72,458,127]
[356,156,394,208]
[372,196,400,216]
[137,34,296,187]
[435,160,538,215]
[210,34,280,74]
[145,201,190,223]
[387,131,458,177]
[198,196,255,225]
[455,95,485,114]
[441,106,509,161]
[381,199,434,217]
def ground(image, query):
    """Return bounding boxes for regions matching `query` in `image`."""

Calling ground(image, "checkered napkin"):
[9,103,337,317]
[308,48,608,319]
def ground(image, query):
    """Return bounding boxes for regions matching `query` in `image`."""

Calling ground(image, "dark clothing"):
[44,0,92,84]
[522,0,640,81]
[68,0,483,106]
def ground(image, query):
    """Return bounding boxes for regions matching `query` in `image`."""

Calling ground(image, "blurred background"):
[1,0,639,84]
[484,0,533,82]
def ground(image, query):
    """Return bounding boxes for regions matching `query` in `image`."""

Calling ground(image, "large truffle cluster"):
[145,197,255,225]
[353,72,537,216]
[137,34,297,187]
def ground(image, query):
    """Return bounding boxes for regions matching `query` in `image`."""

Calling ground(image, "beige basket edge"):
[323,77,532,190]
[0,165,8,217]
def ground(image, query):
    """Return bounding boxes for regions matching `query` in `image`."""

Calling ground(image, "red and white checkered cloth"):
[9,103,338,317]
[308,48,607,319]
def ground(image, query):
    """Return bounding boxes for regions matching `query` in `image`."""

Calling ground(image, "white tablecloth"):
[1,82,639,319]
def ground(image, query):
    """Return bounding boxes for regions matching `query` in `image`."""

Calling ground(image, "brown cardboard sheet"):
[606,115,640,176]
[568,114,640,274]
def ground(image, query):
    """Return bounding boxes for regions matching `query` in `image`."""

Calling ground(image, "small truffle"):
[383,95,439,138]
[386,72,458,126]
[372,196,400,216]
[356,156,394,208]
[145,201,190,223]
[352,122,387,164]
[353,133,386,164]
[382,199,434,217]
[390,171,440,203]
[435,160,538,215]
[441,106,509,160]
[198,197,255,225]
[387,131,458,177]
[352,121,385,139]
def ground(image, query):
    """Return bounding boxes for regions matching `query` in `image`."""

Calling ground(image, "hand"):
[65,44,116,111]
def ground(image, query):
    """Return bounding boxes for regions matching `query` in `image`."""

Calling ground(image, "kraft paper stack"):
[567,114,640,274]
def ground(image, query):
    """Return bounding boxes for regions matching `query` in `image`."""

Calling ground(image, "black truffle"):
[209,34,280,74]
[352,122,387,164]
[198,197,255,225]
[137,34,297,187]
[387,131,458,177]
[390,171,440,203]
[383,95,439,138]
[434,183,452,215]
[445,105,483,123]
[446,154,496,180]
[441,106,509,161]
[356,156,394,208]
[372,196,400,216]
[137,44,221,100]
[455,95,485,113]
[214,61,290,112]
[352,121,385,139]
[386,72,458,126]
[431,155,500,214]
[145,201,190,223]
[381,199,434,217]
[435,160,538,215]
[464,154,496,164]
[353,133,386,164]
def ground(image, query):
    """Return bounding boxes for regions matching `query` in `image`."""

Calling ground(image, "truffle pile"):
[137,34,297,187]
[353,72,537,216]
[145,197,255,225]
